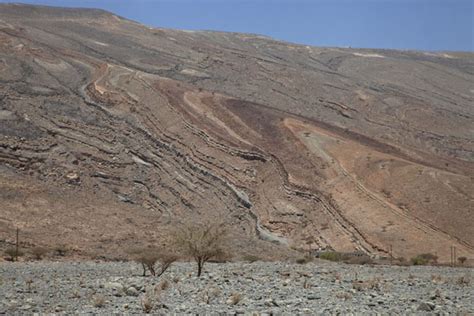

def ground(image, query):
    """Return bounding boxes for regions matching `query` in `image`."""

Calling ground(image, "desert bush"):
[419,253,438,264]
[295,255,313,264]
[4,247,24,261]
[242,254,260,263]
[172,221,228,277]
[135,252,160,276]
[54,244,68,257]
[458,256,467,265]
[352,278,381,291]
[31,247,48,260]
[345,255,373,265]
[410,256,428,266]
[411,253,438,266]
[456,274,471,286]
[319,251,344,262]
[153,252,177,277]
[141,284,163,314]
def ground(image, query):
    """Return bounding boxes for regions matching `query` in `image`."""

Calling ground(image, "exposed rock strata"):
[0,4,473,261]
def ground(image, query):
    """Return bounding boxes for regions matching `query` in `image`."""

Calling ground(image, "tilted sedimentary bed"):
[0,4,473,261]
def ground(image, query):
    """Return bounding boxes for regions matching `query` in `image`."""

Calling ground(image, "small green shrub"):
[242,254,260,263]
[411,256,428,265]
[411,253,438,265]
[319,251,344,262]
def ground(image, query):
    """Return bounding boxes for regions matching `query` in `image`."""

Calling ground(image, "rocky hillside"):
[0,4,473,261]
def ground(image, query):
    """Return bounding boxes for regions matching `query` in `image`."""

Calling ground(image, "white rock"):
[104,282,124,291]
[125,286,139,296]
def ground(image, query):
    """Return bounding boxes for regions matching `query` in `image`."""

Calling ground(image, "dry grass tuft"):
[141,285,162,314]
[228,292,242,305]
[92,295,106,308]
[332,272,342,283]
[352,277,381,291]
[431,274,443,284]
[455,274,471,286]
[335,291,352,300]
[141,295,154,314]
[158,279,170,291]
[303,279,311,289]
[202,287,221,304]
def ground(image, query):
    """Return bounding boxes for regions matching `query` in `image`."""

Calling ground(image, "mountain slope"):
[0,4,473,261]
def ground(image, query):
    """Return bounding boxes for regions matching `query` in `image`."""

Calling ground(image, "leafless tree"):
[130,248,177,277]
[172,221,228,277]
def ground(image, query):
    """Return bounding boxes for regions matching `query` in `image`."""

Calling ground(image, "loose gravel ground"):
[0,261,472,314]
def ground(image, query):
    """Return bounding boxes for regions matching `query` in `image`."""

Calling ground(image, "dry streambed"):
[0,261,472,314]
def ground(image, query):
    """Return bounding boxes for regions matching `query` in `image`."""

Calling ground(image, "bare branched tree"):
[172,221,228,277]
[135,252,160,277]
[129,248,178,277]
[155,253,178,277]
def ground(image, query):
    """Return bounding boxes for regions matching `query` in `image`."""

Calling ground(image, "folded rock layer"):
[0,4,473,261]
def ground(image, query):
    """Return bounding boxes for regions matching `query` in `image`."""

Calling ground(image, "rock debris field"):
[0,261,472,314]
